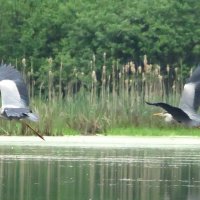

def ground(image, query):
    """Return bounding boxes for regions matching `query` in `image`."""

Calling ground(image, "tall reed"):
[0,55,187,136]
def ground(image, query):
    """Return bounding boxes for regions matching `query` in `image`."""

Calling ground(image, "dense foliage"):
[0,0,199,135]
[0,0,199,73]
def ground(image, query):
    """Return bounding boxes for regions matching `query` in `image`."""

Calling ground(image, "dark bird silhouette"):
[146,65,200,127]
[0,64,44,140]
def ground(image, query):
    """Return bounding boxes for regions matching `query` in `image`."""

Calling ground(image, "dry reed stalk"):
[73,67,78,95]
[22,57,26,78]
[124,63,129,105]
[48,70,53,102]
[129,61,136,107]
[48,57,53,102]
[112,62,116,100]
[111,62,117,122]
[120,65,125,105]
[91,70,97,104]
[59,61,63,101]
[15,58,18,69]
[39,81,44,100]
[143,55,153,101]
[101,65,106,104]
[174,67,180,102]
[107,74,110,101]
[93,54,96,70]
[5,55,188,134]
[143,54,148,72]
[136,66,142,104]
[27,71,31,100]
[30,64,34,99]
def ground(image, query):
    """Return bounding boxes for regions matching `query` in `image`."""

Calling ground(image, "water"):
[0,136,200,200]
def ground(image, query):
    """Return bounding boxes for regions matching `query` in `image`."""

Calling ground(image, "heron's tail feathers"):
[27,112,39,122]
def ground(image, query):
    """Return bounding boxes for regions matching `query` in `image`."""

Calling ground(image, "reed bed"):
[0,55,189,136]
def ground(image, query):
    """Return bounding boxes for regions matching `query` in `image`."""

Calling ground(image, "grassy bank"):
[106,127,200,136]
[0,56,194,136]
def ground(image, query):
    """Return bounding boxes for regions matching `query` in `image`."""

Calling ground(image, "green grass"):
[58,128,79,135]
[106,126,200,136]
[0,56,192,137]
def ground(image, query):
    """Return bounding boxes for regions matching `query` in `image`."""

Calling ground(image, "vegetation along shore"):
[0,1,199,136]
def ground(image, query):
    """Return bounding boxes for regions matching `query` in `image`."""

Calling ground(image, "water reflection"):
[0,145,200,200]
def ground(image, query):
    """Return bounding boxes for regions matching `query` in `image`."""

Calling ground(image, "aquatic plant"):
[0,55,189,136]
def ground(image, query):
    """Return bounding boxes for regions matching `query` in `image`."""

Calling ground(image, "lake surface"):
[0,136,200,200]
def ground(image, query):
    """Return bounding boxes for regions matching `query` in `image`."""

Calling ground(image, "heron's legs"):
[0,126,9,135]
[21,121,45,141]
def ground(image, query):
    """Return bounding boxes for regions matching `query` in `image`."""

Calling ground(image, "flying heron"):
[0,64,44,140]
[146,65,200,127]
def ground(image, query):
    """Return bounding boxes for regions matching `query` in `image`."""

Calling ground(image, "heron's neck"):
[0,107,3,114]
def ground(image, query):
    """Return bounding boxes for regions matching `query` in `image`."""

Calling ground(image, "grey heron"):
[0,64,44,140]
[146,65,200,127]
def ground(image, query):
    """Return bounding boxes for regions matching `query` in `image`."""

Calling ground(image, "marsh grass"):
[107,126,200,136]
[0,55,190,136]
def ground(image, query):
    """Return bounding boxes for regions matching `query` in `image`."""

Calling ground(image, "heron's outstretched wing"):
[179,65,200,113]
[3,108,30,119]
[146,102,191,123]
[187,65,200,83]
[0,64,29,108]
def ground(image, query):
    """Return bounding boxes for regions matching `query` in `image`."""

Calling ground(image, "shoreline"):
[0,135,200,148]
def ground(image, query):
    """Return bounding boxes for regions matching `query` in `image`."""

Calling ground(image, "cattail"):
[172,83,175,91]
[32,80,35,98]
[103,52,106,65]
[122,65,125,74]
[39,82,44,100]
[27,71,31,99]
[130,61,136,74]
[138,66,142,74]
[158,75,163,82]
[30,66,33,75]
[91,70,97,103]
[143,55,148,72]
[48,57,53,66]
[125,79,129,86]
[73,67,77,73]
[190,68,193,77]
[92,54,96,69]
[90,60,93,70]
[119,72,121,79]
[59,61,63,100]
[49,70,53,78]
[102,65,106,84]
[92,70,97,83]
[93,54,96,62]
[146,64,152,74]
[48,70,53,102]
[125,79,129,97]
[102,65,106,74]
[142,72,145,82]
[166,64,170,73]
[22,58,26,79]
[22,58,26,67]
[154,65,160,76]
[124,64,129,73]
[143,55,147,66]
[103,52,106,59]
[30,66,34,98]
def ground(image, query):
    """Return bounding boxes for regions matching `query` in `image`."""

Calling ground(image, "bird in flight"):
[146,65,200,127]
[0,64,44,140]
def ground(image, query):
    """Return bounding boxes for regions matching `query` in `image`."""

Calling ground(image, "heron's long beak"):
[153,112,165,117]
[21,121,45,141]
